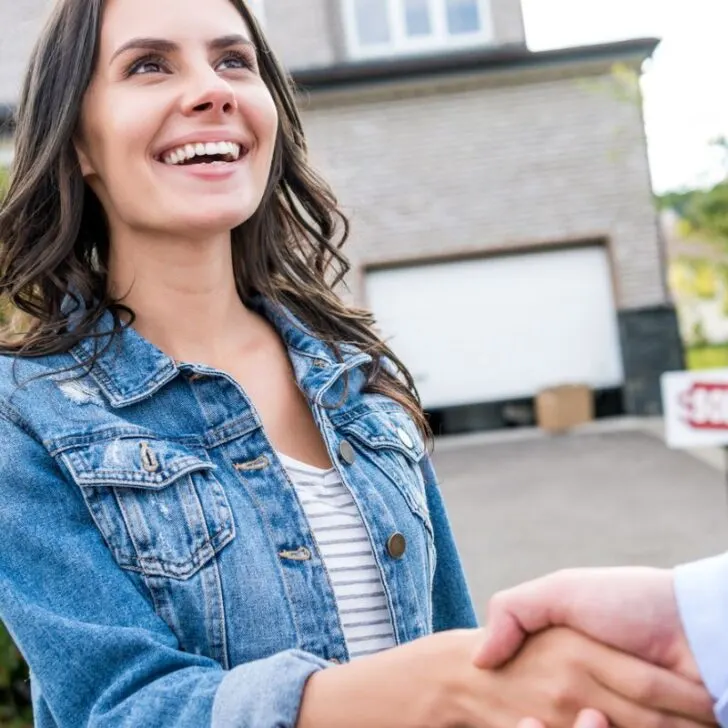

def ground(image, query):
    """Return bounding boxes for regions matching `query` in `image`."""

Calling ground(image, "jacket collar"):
[69,296,372,408]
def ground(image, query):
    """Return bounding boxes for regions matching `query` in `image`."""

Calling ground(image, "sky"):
[520,0,728,193]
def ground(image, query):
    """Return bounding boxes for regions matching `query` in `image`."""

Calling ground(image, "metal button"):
[397,427,414,449]
[387,533,407,560]
[339,440,356,465]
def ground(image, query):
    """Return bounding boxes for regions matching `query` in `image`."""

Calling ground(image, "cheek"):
[246,87,279,152]
[85,101,154,181]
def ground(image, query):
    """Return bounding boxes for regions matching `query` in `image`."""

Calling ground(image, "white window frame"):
[343,0,493,60]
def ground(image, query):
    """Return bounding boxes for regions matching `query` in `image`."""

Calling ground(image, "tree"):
[656,138,728,246]
[657,183,728,245]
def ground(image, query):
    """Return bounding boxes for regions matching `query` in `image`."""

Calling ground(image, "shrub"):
[0,625,31,727]
[0,166,33,726]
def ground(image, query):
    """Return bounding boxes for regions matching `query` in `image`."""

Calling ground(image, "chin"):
[170,203,261,237]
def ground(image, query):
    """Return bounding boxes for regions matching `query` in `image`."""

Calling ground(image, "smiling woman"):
[0,1,718,728]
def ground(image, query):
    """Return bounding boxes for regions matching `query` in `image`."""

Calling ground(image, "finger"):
[589,680,714,728]
[474,574,569,669]
[517,720,546,728]
[574,709,610,728]
[472,610,529,670]
[589,648,715,724]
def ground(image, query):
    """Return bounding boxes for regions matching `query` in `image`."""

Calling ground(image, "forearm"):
[298,663,399,728]
[298,655,429,728]
[297,636,463,728]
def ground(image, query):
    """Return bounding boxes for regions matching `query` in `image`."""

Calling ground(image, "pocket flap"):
[337,407,426,464]
[62,438,215,489]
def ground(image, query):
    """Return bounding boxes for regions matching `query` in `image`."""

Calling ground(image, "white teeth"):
[161,141,243,165]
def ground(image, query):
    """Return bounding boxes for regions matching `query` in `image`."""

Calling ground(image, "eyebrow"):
[110,34,255,64]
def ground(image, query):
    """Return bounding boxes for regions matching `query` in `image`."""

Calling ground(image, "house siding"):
[299,64,666,311]
[263,0,339,70]
[0,0,48,106]
[489,0,526,46]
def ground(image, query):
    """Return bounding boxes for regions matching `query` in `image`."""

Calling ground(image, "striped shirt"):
[277,452,397,660]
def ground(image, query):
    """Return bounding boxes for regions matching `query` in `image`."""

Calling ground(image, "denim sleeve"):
[675,554,728,727]
[0,408,328,728]
[420,452,479,631]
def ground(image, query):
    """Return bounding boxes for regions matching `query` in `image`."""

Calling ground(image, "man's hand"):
[472,567,702,682]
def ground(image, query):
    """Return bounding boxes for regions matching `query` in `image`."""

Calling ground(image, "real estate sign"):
[662,369,728,448]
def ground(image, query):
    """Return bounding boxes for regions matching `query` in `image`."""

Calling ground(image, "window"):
[344,0,492,58]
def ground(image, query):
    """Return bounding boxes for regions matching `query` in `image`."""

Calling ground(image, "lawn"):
[686,344,728,370]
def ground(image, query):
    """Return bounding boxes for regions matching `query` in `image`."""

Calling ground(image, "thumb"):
[472,602,527,669]
[517,720,546,728]
[473,572,570,669]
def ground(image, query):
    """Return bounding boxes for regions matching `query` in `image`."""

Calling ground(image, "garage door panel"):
[367,246,624,409]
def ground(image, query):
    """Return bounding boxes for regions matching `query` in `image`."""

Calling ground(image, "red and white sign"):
[661,369,728,448]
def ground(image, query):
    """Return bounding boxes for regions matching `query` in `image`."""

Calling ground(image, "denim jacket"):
[0,297,477,728]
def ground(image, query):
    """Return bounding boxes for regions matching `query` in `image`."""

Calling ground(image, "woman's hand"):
[477,627,716,728]
[299,627,714,728]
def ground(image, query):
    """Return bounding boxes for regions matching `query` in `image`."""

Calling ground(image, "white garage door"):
[366,246,625,409]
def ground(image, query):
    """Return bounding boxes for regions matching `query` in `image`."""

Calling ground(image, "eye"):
[126,54,168,77]
[217,50,255,72]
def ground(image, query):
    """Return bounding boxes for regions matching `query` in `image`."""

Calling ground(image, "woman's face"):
[75,0,278,239]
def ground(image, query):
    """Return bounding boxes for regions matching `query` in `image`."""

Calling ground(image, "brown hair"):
[0,0,430,439]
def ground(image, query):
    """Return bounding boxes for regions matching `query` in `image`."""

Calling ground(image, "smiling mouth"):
[155,141,249,166]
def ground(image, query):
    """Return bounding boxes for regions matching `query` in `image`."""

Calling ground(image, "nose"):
[182,70,238,118]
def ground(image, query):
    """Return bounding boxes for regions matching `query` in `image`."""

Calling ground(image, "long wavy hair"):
[0,0,430,438]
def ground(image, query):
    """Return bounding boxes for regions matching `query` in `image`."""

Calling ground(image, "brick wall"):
[489,0,526,46]
[263,0,338,70]
[299,64,666,311]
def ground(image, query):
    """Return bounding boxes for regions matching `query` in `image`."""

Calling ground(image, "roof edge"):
[292,37,660,92]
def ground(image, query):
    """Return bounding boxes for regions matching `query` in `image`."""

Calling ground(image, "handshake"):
[302,561,723,727]
[469,565,718,728]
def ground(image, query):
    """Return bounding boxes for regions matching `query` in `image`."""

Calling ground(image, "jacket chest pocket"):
[338,408,433,539]
[60,437,235,580]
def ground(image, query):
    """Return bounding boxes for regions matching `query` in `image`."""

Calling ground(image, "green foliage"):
[0,171,32,727]
[686,343,728,370]
[658,183,728,245]
[0,626,31,727]
[657,138,728,247]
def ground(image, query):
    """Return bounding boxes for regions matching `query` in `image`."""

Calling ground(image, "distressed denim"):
[0,297,477,727]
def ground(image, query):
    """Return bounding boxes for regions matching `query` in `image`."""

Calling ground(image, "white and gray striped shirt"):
[277,452,396,660]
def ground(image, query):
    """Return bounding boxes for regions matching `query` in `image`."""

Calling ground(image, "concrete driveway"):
[431,422,728,617]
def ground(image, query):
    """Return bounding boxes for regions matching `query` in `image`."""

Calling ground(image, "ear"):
[73,136,96,178]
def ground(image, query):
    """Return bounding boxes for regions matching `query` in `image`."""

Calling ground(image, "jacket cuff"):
[211,649,330,728]
[674,555,728,726]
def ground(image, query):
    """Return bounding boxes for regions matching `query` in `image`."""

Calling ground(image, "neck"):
[107,228,258,364]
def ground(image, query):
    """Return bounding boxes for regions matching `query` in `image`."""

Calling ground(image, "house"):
[0,0,683,433]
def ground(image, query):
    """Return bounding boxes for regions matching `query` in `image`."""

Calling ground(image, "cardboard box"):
[535,384,594,433]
